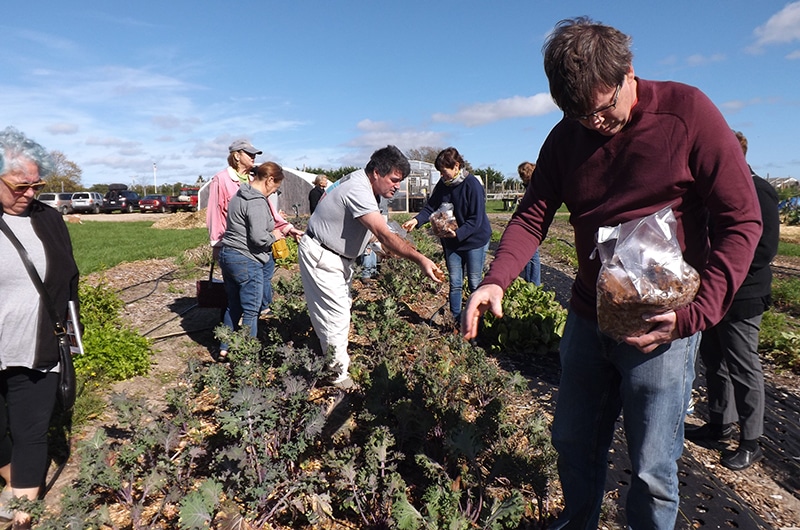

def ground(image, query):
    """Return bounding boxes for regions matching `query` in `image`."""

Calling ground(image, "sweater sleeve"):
[482,179,558,290]
[673,90,762,336]
[269,200,293,235]
[206,172,232,247]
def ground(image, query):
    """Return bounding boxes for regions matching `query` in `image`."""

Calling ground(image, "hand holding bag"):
[594,206,701,341]
[196,260,228,308]
[0,217,77,411]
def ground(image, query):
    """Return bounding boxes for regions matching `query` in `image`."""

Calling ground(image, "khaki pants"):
[298,234,354,382]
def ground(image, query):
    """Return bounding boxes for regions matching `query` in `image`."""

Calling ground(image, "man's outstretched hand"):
[461,284,504,340]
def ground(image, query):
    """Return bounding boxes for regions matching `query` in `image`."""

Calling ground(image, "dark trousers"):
[699,313,765,441]
[0,368,58,488]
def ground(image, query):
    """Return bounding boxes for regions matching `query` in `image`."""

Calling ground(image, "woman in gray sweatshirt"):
[218,162,286,343]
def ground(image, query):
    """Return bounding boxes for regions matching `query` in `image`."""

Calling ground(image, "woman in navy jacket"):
[402,147,491,324]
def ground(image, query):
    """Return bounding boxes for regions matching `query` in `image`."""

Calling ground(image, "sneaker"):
[721,445,763,471]
[684,423,734,443]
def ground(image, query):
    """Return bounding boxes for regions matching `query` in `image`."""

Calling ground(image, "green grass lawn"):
[778,240,800,257]
[67,221,208,275]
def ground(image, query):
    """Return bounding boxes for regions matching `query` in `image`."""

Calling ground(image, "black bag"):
[57,334,77,410]
[197,261,228,308]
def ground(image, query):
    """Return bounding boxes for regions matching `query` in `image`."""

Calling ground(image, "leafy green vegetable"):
[482,279,567,355]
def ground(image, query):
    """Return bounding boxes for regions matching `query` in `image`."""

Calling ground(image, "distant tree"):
[326,166,359,182]
[44,151,83,192]
[405,147,442,165]
[300,166,359,183]
[473,166,505,191]
[89,183,110,195]
[406,146,475,173]
[504,176,523,192]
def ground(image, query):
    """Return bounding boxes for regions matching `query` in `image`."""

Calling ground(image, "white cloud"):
[46,123,79,135]
[750,1,800,52]
[720,96,773,114]
[14,29,79,54]
[787,49,800,59]
[686,53,726,67]
[432,93,558,127]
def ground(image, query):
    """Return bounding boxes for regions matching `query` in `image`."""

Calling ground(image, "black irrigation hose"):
[149,326,216,342]
[771,263,800,277]
[115,268,178,293]
[122,277,163,304]
[116,268,183,304]
[142,303,200,337]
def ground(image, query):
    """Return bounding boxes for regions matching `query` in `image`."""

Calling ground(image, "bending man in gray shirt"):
[299,145,443,388]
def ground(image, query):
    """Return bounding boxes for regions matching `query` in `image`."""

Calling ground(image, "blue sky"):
[2,1,799,188]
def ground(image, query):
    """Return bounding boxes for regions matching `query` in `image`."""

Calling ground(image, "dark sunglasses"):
[1,177,47,193]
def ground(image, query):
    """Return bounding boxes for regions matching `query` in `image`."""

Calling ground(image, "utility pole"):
[153,162,157,194]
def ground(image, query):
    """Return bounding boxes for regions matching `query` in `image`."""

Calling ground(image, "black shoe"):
[721,446,763,471]
[684,423,733,443]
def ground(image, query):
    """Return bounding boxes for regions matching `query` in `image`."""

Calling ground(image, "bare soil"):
[44,212,800,528]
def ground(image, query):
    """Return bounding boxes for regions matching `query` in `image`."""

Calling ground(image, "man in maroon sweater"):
[462,17,762,529]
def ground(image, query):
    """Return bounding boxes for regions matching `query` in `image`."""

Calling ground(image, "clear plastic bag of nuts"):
[429,202,458,238]
[594,206,700,341]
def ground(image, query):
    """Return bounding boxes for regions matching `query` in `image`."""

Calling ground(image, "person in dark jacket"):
[685,130,780,471]
[308,173,328,214]
[402,147,491,323]
[0,127,80,529]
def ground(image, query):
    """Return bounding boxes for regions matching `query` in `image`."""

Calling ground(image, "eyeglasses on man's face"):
[0,176,47,193]
[575,83,622,122]
[241,150,256,159]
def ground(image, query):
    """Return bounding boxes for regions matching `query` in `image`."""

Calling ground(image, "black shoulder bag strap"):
[0,215,72,497]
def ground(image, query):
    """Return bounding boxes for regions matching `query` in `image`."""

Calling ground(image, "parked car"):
[139,194,169,213]
[166,187,200,212]
[102,189,140,213]
[70,191,104,214]
[779,196,800,210]
[37,192,74,214]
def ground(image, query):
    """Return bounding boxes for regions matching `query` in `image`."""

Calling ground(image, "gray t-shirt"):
[0,213,47,370]
[306,169,379,259]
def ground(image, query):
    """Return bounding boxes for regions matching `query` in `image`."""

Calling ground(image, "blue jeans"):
[261,254,276,312]
[444,242,488,321]
[360,248,378,279]
[219,307,235,352]
[550,312,698,530]
[521,249,541,285]
[218,247,263,339]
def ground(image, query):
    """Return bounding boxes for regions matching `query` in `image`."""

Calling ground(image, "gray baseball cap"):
[228,139,262,155]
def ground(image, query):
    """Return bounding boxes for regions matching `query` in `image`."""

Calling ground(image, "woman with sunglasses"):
[0,127,80,529]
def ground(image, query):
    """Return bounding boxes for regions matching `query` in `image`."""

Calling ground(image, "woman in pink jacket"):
[206,139,261,360]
